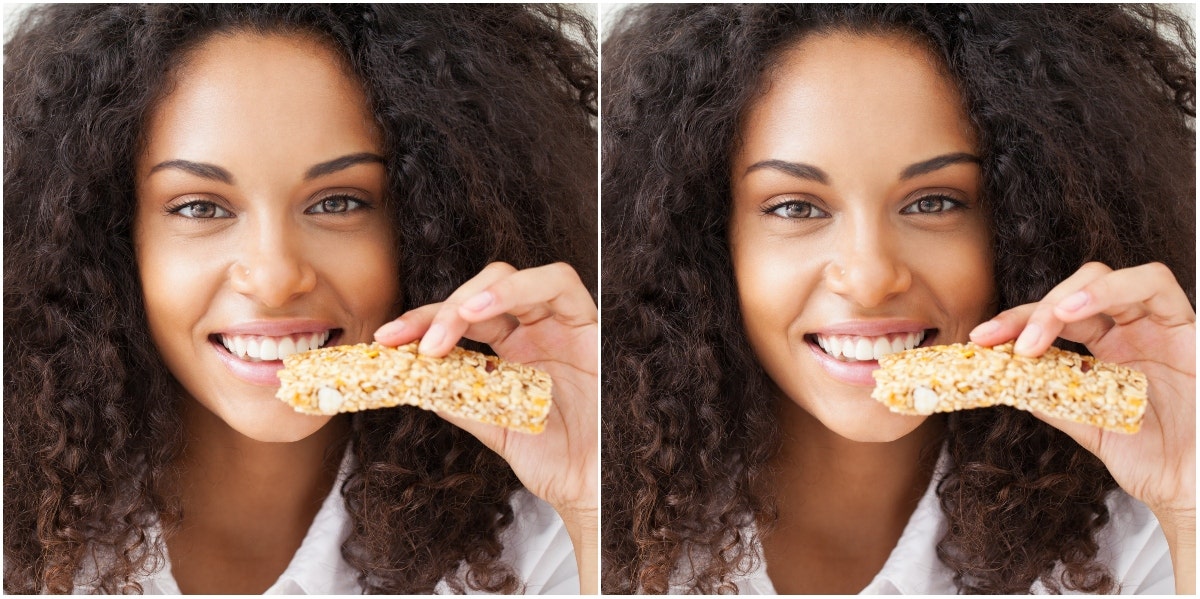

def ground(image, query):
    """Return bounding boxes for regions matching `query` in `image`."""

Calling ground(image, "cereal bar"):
[276,342,553,434]
[871,342,1148,433]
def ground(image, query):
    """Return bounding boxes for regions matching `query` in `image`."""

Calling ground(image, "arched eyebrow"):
[899,152,980,180]
[148,159,233,184]
[304,152,385,180]
[744,152,980,183]
[146,152,386,184]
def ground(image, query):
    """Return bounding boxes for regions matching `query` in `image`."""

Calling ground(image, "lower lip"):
[807,341,885,386]
[212,340,287,386]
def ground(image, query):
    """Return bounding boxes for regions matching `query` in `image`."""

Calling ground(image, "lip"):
[216,319,339,337]
[210,319,341,386]
[809,319,931,337]
[805,320,936,386]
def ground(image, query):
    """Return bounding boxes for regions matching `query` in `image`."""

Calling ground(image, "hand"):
[970,262,1194,514]
[969,262,1195,592]
[372,261,598,516]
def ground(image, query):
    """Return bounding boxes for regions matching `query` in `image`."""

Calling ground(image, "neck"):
[760,397,944,593]
[165,398,347,566]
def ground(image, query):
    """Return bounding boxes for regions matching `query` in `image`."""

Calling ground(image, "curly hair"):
[4,3,595,594]
[601,3,1193,594]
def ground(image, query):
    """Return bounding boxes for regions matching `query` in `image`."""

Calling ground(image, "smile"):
[212,330,338,362]
[814,331,927,362]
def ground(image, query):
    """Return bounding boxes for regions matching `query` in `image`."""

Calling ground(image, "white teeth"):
[814,330,929,362]
[854,338,873,361]
[872,337,891,359]
[258,338,276,360]
[218,330,334,362]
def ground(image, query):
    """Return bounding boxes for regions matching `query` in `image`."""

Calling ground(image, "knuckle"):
[1142,261,1176,282]
[483,261,516,275]
[547,261,581,283]
[1079,261,1112,275]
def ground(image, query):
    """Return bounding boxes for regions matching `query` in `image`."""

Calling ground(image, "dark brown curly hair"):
[601,3,1194,594]
[4,3,596,594]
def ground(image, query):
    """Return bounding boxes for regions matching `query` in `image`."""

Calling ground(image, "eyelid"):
[164,197,234,218]
[762,197,831,219]
[900,192,968,214]
[305,191,373,214]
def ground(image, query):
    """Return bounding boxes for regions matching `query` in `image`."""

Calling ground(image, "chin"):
[817,400,931,443]
[209,397,336,443]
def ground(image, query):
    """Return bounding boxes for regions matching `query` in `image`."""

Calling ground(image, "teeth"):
[815,330,927,362]
[218,331,334,362]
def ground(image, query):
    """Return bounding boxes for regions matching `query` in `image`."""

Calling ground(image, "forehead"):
[139,32,381,176]
[736,30,976,173]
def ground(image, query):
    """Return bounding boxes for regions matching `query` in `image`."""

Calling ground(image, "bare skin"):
[164,405,348,593]
[760,400,944,594]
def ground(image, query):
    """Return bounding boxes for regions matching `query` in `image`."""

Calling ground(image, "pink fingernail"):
[1059,291,1088,312]
[418,324,445,354]
[374,320,405,340]
[1014,323,1042,355]
[462,291,493,312]
[970,320,1000,338]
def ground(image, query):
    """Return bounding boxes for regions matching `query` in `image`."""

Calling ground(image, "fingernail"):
[374,320,405,341]
[418,324,445,354]
[970,320,1000,338]
[1014,323,1042,355]
[1059,291,1088,312]
[462,291,494,313]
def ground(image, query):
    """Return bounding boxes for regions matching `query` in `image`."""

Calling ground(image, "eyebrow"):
[744,152,981,183]
[146,152,386,184]
[304,152,386,180]
[899,152,980,180]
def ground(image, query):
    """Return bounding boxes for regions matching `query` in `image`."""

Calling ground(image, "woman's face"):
[134,32,400,443]
[729,31,997,443]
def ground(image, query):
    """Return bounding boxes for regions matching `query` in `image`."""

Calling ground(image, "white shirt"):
[75,454,579,594]
[718,453,1174,594]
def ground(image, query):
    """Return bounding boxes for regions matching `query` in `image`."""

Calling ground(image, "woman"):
[602,4,1193,594]
[5,4,597,594]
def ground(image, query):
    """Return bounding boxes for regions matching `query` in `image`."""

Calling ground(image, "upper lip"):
[810,319,932,337]
[216,319,339,337]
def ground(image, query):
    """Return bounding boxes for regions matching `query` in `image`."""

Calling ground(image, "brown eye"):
[307,195,367,214]
[170,201,231,219]
[903,195,962,214]
[768,201,829,219]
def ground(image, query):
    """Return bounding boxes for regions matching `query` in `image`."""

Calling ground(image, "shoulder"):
[1091,490,1175,594]
[491,489,579,594]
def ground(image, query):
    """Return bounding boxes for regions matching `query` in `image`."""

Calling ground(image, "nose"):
[228,216,317,308]
[823,217,912,308]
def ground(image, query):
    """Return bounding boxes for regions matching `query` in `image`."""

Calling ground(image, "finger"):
[1012,263,1115,356]
[1052,262,1195,330]
[373,303,441,346]
[969,262,1112,355]
[457,262,597,334]
[969,303,1035,346]
[419,262,519,357]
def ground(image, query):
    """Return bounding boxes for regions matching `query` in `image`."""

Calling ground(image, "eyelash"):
[762,194,966,219]
[165,194,373,219]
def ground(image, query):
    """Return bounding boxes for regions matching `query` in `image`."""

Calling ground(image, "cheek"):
[915,231,996,322]
[729,226,819,338]
[316,228,400,320]
[134,226,222,339]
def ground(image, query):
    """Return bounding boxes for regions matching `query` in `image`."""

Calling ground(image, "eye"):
[169,201,232,219]
[307,194,368,214]
[902,195,964,215]
[766,200,830,219]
